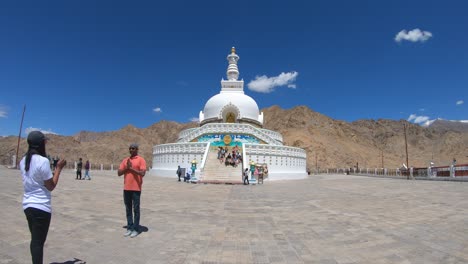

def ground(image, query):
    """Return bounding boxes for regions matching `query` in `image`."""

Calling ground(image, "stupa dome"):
[200,92,262,125]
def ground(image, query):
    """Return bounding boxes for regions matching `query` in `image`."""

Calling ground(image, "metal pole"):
[15,105,26,169]
[404,123,409,180]
[381,149,384,168]
[315,152,318,174]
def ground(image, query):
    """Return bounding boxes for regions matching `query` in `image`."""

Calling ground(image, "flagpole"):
[15,105,26,169]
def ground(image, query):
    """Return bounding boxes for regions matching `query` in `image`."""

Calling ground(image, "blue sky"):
[0,0,466,137]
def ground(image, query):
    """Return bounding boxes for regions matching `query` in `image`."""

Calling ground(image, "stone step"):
[200,150,244,183]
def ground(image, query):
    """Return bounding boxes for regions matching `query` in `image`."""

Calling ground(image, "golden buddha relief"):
[226,112,236,123]
[223,135,232,145]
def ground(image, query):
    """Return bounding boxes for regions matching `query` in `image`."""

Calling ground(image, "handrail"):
[178,128,197,140]
[259,128,283,143]
[199,142,211,176]
[242,142,247,170]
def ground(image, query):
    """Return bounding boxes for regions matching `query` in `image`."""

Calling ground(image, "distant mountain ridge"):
[427,119,468,133]
[1,106,467,170]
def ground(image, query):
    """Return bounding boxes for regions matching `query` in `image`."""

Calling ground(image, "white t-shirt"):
[20,154,53,213]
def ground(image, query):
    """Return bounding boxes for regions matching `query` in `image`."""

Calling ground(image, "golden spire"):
[231,47,236,54]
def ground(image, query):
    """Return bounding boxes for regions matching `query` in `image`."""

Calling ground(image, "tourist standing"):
[249,161,256,179]
[254,165,259,181]
[176,165,182,182]
[20,131,67,264]
[76,158,83,180]
[191,159,197,177]
[263,164,268,176]
[257,165,264,184]
[118,143,147,238]
[84,160,91,180]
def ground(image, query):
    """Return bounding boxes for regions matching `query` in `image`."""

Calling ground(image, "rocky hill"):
[428,119,468,133]
[1,106,467,170]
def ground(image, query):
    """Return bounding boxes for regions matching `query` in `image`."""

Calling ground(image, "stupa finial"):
[226,47,240,80]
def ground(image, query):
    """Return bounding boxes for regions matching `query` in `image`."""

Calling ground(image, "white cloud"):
[25,127,58,135]
[189,117,199,122]
[407,114,417,121]
[0,105,7,118]
[408,114,435,126]
[153,107,162,113]
[247,71,298,93]
[421,119,437,127]
[456,100,464,105]
[395,28,433,43]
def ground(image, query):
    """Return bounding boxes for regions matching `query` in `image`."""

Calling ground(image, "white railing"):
[178,128,197,140]
[243,143,307,159]
[318,164,468,180]
[259,129,283,143]
[153,142,208,155]
[177,123,282,146]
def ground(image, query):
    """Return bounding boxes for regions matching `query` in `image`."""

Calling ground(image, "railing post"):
[12,155,16,168]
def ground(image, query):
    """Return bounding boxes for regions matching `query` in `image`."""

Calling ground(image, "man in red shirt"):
[118,143,146,238]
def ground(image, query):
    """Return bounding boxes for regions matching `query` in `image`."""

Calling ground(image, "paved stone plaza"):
[1,166,467,264]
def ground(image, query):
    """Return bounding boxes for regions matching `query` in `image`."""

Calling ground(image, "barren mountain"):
[1,106,467,170]
[428,119,468,133]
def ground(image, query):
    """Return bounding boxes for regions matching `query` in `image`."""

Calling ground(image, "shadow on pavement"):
[50,257,86,264]
[123,225,149,233]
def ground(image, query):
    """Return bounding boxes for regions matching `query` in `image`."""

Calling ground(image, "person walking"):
[118,143,147,238]
[84,160,91,180]
[76,158,83,180]
[243,168,249,185]
[20,131,67,264]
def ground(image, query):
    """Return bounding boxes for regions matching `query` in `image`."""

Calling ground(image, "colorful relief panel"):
[196,134,260,147]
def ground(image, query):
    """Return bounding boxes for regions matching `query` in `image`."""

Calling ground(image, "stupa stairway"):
[200,150,243,184]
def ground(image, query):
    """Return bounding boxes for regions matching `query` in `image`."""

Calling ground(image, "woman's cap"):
[27,131,48,147]
[129,143,139,149]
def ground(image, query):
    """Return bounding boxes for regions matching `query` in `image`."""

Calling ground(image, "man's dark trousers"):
[123,190,141,232]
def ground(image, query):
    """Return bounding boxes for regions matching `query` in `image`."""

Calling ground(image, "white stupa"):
[151,47,307,182]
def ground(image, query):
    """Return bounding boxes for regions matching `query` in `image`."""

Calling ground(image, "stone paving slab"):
[1,166,467,264]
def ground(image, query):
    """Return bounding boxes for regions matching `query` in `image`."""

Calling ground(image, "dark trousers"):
[76,170,82,179]
[244,176,249,185]
[123,190,141,232]
[24,207,51,264]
